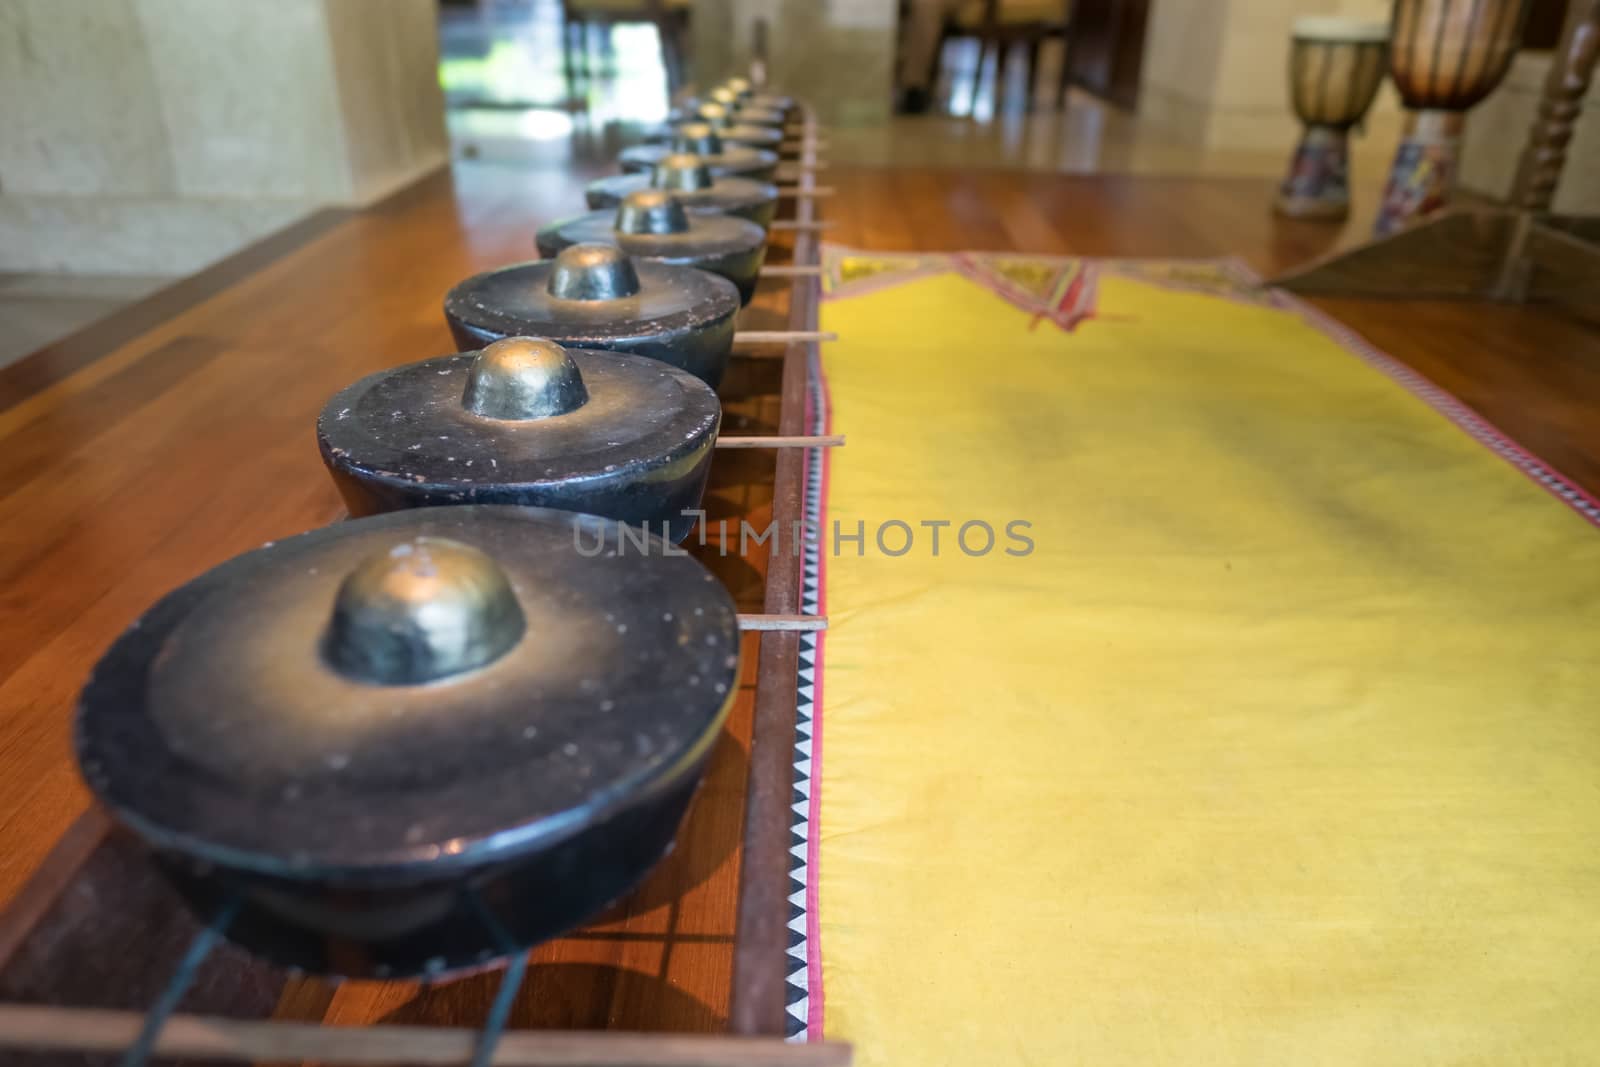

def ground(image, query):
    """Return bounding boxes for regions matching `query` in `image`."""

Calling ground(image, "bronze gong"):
[318,337,722,542]
[443,243,740,388]
[536,190,768,305]
[74,505,741,977]
[585,152,781,230]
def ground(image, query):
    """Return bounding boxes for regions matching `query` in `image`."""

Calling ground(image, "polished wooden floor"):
[1,162,1597,1033]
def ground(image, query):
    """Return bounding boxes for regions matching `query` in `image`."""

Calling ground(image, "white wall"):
[1139,0,1399,152]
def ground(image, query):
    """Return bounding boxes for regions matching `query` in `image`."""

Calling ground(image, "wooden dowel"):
[776,186,834,197]
[733,330,836,344]
[768,220,835,232]
[0,1005,852,1067]
[717,434,843,449]
[738,614,829,632]
[760,264,824,277]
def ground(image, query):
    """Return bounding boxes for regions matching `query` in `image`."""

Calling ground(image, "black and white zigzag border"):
[784,346,829,1040]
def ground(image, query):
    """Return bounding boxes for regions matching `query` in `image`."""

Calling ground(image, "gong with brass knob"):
[443,243,740,388]
[318,337,721,542]
[74,505,740,977]
[536,190,768,305]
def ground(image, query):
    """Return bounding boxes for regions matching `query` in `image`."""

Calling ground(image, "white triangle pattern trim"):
[785,351,833,1042]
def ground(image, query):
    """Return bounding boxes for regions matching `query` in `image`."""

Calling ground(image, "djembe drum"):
[1277,17,1390,220]
[1376,0,1531,234]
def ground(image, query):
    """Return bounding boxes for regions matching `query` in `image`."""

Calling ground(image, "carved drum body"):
[1377,0,1531,234]
[1277,18,1389,220]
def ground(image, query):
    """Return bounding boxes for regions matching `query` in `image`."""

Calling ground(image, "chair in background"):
[562,0,692,100]
[935,0,1075,113]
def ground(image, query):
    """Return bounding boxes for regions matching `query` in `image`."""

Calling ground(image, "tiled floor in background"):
[7,5,1391,373]
[439,2,1392,182]
[842,43,1396,184]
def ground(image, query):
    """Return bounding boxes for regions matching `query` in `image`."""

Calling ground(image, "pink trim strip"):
[804,344,833,1041]
[1221,257,1600,529]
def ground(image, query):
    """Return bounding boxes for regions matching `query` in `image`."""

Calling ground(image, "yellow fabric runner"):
[809,252,1600,1065]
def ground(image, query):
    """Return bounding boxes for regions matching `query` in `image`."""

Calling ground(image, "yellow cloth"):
[810,252,1600,1066]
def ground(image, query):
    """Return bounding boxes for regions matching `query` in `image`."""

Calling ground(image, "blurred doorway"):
[439,0,674,167]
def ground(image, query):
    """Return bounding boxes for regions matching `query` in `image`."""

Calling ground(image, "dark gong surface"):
[585,170,779,229]
[443,245,740,387]
[745,93,797,114]
[649,119,784,150]
[75,506,741,975]
[721,107,788,129]
[619,126,780,182]
[535,199,767,306]
[319,342,721,543]
[618,142,780,181]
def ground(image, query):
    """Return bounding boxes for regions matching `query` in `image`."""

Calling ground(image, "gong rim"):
[318,347,720,509]
[583,172,779,227]
[652,122,784,149]
[617,142,780,181]
[76,505,742,883]
[725,107,786,129]
[443,257,740,350]
[537,207,765,263]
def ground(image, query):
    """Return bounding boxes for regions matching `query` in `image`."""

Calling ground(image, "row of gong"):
[72,78,827,985]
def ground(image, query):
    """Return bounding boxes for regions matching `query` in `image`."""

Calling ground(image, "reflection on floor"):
[829,100,1397,184]
[442,12,1393,187]
[441,0,669,119]
[835,38,1398,185]
[0,273,173,371]
[441,0,670,173]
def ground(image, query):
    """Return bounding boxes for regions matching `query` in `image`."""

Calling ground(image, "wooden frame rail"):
[0,1005,851,1066]
[0,104,842,1066]
[728,127,822,1038]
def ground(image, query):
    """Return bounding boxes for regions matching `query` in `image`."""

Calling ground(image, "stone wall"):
[0,0,448,275]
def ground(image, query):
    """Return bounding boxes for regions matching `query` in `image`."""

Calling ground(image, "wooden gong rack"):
[0,103,851,1067]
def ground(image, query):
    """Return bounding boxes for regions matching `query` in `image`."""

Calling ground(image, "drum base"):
[1276,126,1351,222]
[1375,110,1463,236]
